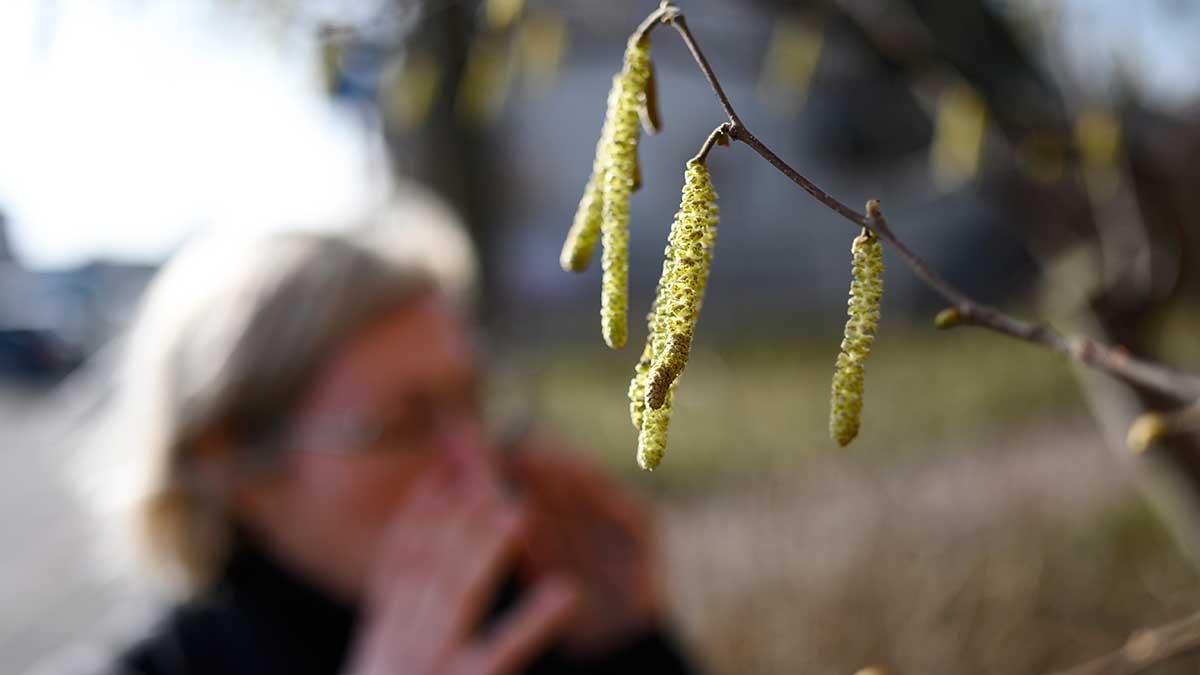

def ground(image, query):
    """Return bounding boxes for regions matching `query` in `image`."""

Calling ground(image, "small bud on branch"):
[934,307,963,329]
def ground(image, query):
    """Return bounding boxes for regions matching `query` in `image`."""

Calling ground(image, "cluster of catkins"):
[561,32,884,470]
[559,35,655,350]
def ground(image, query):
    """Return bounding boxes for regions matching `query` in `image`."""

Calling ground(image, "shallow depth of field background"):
[4,1,1200,674]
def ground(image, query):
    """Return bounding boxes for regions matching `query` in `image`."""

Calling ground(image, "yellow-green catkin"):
[636,287,676,471]
[628,317,655,431]
[645,160,718,409]
[560,73,620,275]
[830,231,884,446]
[598,37,652,350]
[631,163,719,471]
[631,277,670,469]
[637,384,674,471]
[560,176,603,272]
[630,245,673,431]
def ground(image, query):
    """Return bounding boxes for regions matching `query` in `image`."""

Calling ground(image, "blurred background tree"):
[6,1,1200,673]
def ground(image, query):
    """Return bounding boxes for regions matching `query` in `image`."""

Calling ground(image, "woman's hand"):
[503,442,664,656]
[346,461,580,675]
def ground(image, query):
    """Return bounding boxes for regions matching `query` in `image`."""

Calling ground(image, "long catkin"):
[829,231,884,446]
[598,37,652,350]
[633,161,719,471]
[645,160,717,410]
[629,309,658,432]
[637,286,676,471]
[560,35,652,300]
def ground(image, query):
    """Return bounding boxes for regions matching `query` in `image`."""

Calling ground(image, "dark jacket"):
[110,537,694,675]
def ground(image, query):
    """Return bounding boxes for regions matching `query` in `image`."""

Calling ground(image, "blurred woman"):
[102,209,693,675]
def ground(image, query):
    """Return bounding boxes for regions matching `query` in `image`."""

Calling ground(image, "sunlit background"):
[4,1,1200,673]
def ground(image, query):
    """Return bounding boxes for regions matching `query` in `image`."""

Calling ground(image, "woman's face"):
[231,294,493,599]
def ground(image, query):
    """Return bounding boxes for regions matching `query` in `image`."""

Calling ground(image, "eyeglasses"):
[281,378,483,455]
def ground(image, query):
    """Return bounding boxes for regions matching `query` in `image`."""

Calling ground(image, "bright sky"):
[1053,0,1200,106]
[0,0,384,269]
[1,1,1196,271]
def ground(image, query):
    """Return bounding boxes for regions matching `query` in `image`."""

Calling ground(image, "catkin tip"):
[603,324,627,350]
[637,406,670,471]
[637,352,673,471]
[561,180,603,272]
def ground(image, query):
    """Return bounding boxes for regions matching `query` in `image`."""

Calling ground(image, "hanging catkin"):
[829,230,884,446]
[636,287,676,471]
[631,160,719,471]
[560,175,603,273]
[645,160,717,410]
[637,383,674,471]
[629,243,674,432]
[596,37,651,349]
[629,308,658,432]
[560,34,652,301]
[560,70,625,276]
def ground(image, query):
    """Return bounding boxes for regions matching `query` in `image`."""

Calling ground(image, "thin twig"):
[664,15,743,128]
[1050,609,1200,674]
[690,123,730,165]
[640,2,1200,404]
[633,2,673,44]
[732,126,874,228]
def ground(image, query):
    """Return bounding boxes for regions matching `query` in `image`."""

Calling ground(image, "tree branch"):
[639,2,1200,405]
[1050,609,1200,675]
[664,15,743,129]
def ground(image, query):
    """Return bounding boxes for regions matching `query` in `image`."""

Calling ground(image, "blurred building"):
[0,212,12,262]
[0,210,154,378]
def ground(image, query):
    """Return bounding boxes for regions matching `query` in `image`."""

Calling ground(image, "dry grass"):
[503,319,1200,673]
[658,420,1200,674]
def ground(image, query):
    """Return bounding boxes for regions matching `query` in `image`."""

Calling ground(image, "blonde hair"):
[102,201,477,592]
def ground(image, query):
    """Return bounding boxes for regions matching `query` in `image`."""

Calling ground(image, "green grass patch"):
[494,319,1088,491]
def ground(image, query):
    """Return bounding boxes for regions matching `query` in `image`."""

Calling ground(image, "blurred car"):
[0,328,84,380]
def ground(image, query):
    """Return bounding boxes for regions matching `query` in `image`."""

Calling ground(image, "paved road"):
[0,374,157,675]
